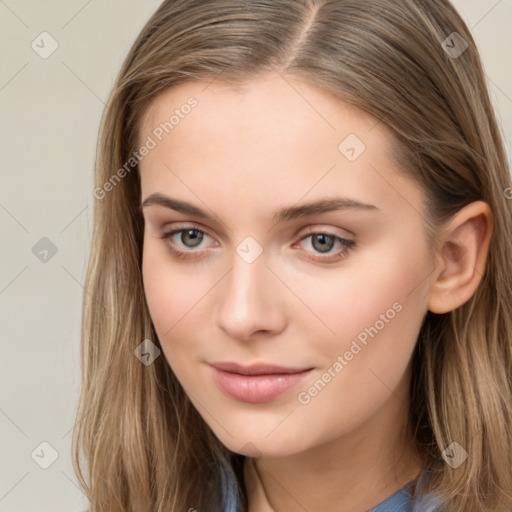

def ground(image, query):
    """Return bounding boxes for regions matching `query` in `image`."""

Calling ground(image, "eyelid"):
[297,225,354,240]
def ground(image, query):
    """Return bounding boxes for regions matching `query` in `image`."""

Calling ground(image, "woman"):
[73,0,512,510]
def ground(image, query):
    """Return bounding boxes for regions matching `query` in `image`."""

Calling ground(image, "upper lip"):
[209,361,313,376]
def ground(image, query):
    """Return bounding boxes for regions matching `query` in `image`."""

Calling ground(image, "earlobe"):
[428,201,492,314]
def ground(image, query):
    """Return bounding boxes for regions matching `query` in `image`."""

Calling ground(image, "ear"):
[428,201,492,314]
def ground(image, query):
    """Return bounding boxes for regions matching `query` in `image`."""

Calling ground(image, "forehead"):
[139,72,383,147]
[137,72,424,222]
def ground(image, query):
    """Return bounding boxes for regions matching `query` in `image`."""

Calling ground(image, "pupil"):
[313,234,333,253]
[183,229,203,247]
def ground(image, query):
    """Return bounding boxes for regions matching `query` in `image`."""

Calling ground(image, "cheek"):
[141,238,221,372]
[142,240,197,339]
[287,232,430,353]
[290,297,423,450]
[289,235,429,410]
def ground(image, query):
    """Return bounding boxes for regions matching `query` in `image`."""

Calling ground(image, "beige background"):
[0,1,511,511]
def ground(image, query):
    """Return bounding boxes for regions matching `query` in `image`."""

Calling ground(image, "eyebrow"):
[141,193,378,224]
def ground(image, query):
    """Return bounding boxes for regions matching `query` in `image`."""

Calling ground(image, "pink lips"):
[209,362,314,403]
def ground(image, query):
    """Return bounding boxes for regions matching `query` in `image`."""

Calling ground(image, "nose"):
[215,245,286,342]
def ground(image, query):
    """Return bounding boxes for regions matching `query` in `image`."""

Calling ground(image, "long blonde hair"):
[73,0,512,510]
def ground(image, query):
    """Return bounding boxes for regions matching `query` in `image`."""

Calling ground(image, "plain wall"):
[0,1,511,510]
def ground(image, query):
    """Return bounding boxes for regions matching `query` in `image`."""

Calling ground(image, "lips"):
[209,361,314,403]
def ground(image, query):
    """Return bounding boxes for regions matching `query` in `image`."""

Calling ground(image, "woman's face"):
[139,72,433,457]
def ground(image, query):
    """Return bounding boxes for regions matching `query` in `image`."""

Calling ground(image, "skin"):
[138,72,492,512]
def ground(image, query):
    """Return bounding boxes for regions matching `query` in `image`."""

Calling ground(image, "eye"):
[296,231,355,262]
[160,225,213,258]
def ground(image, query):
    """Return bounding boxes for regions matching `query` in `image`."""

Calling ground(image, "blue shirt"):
[221,464,442,512]
[367,480,439,511]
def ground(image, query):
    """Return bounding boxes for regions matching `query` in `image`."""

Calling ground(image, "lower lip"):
[211,367,314,403]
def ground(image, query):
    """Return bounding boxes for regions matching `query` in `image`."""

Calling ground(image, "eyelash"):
[159,224,355,263]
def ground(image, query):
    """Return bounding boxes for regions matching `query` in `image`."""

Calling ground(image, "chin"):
[205,416,310,458]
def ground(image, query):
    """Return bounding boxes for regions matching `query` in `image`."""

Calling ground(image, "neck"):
[244,374,426,512]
